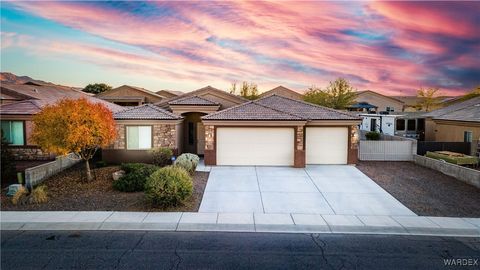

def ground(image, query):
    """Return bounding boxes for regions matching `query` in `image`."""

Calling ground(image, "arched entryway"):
[181,112,207,155]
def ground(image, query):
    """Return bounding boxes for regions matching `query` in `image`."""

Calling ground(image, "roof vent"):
[32,88,38,93]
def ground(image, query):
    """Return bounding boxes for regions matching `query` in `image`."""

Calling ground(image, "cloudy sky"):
[1,1,479,95]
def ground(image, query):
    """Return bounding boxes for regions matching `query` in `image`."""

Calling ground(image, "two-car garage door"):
[216,127,348,166]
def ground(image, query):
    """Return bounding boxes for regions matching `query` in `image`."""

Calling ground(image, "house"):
[423,96,480,155]
[359,112,425,139]
[351,90,405,113]
[104,86,361,167]
[95,85,166,106]
[259,86,304,100]
[155,89,183,98]
[0,82,123,160]
[103,86,247,163]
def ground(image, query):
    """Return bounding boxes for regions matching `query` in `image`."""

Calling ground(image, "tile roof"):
[422,96,480,119]
[433,100,480,123]
[0,100,43,115]
[203,94,361,121]
[113,104,182,120]
[202,101,303,121]
[155,85,248,108]
[259,85,304,100]
[0,83,123,114]
[168,95,219,106]
[256,95,361,120]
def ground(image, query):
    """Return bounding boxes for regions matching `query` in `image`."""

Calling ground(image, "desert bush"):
[113,163,159,192]
[30,185,48,204]
[174,153,199,175]
[11,186,28,205]
[150,147,173,167]
[144,166,193,207]
[11,185,48,205]
[365,131,380,141]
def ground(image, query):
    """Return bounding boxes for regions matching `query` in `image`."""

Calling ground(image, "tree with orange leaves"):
[31,98,116,181]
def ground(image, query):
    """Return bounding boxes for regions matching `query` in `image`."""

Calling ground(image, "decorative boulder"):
[112,170,125,181]
[6,184,23,197]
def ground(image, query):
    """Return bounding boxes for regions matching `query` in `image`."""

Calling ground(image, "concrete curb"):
[1,211,479,237]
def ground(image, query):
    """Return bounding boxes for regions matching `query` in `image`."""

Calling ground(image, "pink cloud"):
[4,1,479,95]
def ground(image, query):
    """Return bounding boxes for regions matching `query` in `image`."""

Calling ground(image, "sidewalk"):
[1,211,479,237]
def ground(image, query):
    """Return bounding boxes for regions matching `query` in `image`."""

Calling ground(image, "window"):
[396,119,405,131]
[126,126,152,149]
[464,131,473,143]
[386,106,394,112]
[407,119,416,131]
[0,120,24,145]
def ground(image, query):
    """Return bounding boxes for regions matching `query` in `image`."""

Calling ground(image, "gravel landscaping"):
[1,163,208,212]
[356,161,480,217]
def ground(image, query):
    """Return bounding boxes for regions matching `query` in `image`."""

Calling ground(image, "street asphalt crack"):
[310,233,336,270]
[114,231,147,269]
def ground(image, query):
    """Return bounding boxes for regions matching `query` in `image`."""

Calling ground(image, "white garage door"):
[217,127,294,166]
[306,127,348,164]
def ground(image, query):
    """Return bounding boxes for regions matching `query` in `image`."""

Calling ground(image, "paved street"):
[1,231,479,269]
[199,165,416,216]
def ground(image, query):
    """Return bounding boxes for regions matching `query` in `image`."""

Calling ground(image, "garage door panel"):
[217,128,294,166]
[306,127,348,164]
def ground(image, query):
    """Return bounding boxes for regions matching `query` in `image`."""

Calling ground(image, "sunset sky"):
[1,1,479,96]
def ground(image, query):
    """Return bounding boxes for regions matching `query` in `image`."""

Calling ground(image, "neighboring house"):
[347,102,378,113]
[394,95,455,112]
[104,87,361,167]
[423,96,480,155]
[0,82,123,161]
[259,86,304,100]
[155,89,183,98]
[360,112,425,139]
[95,85,166,106]
[352,90,404,113]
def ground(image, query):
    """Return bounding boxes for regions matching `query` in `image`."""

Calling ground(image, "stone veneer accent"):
[350,125,359,149]
[111,123,177,150]
[296,126,304,150]
[153,124,177,149]
[9,147,55,161]
[205,125,215,150]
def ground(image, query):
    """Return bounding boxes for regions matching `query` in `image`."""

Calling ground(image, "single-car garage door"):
[306,127,348,164]
[216,127,294,166]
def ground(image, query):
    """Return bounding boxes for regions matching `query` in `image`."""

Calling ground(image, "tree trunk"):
[85,159,93,182]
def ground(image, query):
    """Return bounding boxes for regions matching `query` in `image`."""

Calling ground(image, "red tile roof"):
[0,83,123,115]
[203,94,361,121]
[168,95,219,106]
[114,104,182,120]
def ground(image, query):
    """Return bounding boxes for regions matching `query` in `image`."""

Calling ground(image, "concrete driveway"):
[199,165,416,216]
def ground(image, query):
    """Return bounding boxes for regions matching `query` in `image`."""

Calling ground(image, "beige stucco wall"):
[433,121,480,142]
[356,92,404,112]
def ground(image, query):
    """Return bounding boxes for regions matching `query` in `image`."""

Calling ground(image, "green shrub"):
[365,131,380,140]
[1,132,16,183]
[174,153,199,175]
[144,166,193,207]
[113,163,159,192]
[150,147,173,167]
